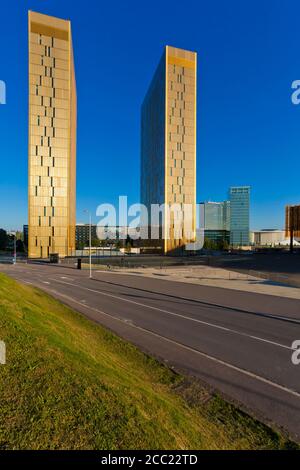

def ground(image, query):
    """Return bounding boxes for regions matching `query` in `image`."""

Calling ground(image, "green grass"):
[0,272,297,450]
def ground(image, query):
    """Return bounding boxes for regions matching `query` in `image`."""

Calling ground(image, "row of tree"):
[0,228,230,253]
[76,235,230,252]
[0,229,25,252]
[203,238,230,251]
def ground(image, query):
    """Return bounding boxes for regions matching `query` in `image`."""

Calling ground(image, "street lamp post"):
[84,210,92,279]
[13,235,16,264]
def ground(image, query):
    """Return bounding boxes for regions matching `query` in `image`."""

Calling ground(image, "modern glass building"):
[141,46,197,253]
[200,201,230,244]
[229,186,250,246]
[28,11,76,258]
[202,201,230,230]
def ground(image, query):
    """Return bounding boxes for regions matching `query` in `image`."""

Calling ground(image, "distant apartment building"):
[199,201,230,244]
[285,205,300,241]
[141,45,197,253]
[76,224,97,248]
[229,186,250,246]
[28,11,77,258]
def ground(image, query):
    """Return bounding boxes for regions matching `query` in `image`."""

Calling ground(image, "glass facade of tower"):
[229,186,250,246]
[202,201,230,230]
[141,46,197,253]
[141,53,166,221]
[28,11,76,258]
[200,201,230,244]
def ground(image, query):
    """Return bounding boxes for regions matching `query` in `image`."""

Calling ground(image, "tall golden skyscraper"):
[28,11,76,258]
[141,46,197,253]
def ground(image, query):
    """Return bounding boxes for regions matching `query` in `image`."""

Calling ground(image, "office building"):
[200,201,230,244]
[141,46,197,253]
[229,186,250,246]
[28,11,76,258]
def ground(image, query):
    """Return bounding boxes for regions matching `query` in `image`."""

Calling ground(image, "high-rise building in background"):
[28,11,76,258]
[229,186,250,246]
[285,205,300,240]
[200,201,230,244]
[23,225,29,247]
[141,46,197,253]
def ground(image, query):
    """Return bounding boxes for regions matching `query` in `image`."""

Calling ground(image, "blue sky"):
[0,0,299,230]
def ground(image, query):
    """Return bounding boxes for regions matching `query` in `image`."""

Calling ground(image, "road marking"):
[37,284,300,401]
[49,278,292,351]
[43,281,50,285]
[96,271,135,275]
[8,266,300,322]
[95,274,300,325]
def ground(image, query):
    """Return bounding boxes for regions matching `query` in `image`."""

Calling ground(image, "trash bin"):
[77,258,82,270]
[50,253,59,263]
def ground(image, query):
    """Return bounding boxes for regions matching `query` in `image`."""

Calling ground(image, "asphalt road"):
[1,262,300,441]
[211,252,300,287]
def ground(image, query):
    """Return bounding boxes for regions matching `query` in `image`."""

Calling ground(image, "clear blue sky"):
[0,0,299,231]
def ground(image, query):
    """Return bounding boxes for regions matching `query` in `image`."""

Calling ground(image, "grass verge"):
[0,272,297,449]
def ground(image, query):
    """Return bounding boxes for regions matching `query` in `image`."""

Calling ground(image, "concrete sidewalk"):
[94,265,300,300]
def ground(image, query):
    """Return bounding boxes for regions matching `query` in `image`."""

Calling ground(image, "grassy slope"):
[0,273,296,450]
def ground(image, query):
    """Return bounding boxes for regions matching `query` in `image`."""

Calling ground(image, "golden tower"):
[28,11,76,258]
[141,46,197,253]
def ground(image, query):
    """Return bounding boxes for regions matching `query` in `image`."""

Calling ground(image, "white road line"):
[93,272,300,325]
[95,271,135,275]
[49,278,292,351]
[37,284,300,401]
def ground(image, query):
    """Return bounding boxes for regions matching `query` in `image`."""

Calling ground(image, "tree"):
[16,239,24,253]
[222,239,230,251]
[0,229,7,251]
[15,231,23,242]
[125,234,133,253]
[76,241,85,250]
[203,238,218,250]
[115,239,122,250]
[91,238,101,247]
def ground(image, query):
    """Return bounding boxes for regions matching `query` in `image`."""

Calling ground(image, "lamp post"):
[14,235,16,264]
[84,210,92,279]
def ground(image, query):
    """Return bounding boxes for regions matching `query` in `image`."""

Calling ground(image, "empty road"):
[1,262,300,441]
